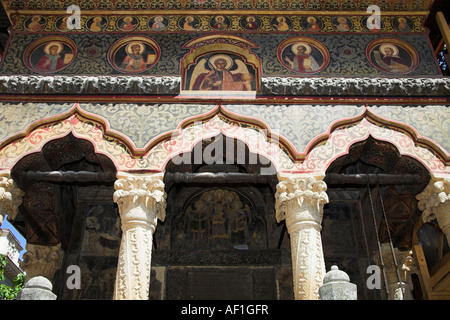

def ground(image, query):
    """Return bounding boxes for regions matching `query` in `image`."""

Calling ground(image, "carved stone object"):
[373,243,415,300]
[416,176,450,245]
[0,173,24,225]
[275,174,328,300]
[20,243,64,282]
[113,172,166,300]
[319,265,357,300]
[17,276,57,300]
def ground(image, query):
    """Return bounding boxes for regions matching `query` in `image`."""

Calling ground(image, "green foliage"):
[0,254,25,300]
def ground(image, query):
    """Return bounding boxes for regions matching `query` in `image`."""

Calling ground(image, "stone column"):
[20,243,64,282]
[416,176,450,246]
[373,243,415,300]
[113,172,166,300]
[275,174,329,300]
[0,173,24,226]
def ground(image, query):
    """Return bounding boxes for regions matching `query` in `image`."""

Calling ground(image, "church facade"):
[0,0,448,300]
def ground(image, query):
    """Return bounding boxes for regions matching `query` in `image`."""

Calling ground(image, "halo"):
[125,41,145,55]
[307,16,316,23]
[380,43,399,56]
[43,41,63,55]
[291,42,312,55]
[208,54,234,70]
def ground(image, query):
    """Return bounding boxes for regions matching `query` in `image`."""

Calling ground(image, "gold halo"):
[380,43,399,56]
[292,42,312,55]
[125,41,145,55]
[43,41,63,55]
[307,16,316,23]
[208,54,233,70]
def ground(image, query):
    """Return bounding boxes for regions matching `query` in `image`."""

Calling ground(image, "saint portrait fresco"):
[55,16,72,32]
[86,16,107,32]
[240,16,261,31]
[271,16,291,31]
[24,15,46,32]
[277,37,329,74]
[24,36,76,73]
[149,16,168,31]
[333,16,352,32]
[108,36,160,73]
[180,16,200,31]
[185,53,256,91]
[117,16,138,32]
[393,17,413,32]
[302,16,322,32]
[210,15,230,31]
[367,38,419,74]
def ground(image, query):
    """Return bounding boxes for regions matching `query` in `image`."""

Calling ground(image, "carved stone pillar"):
[113,172,166,300]
[275,174,329,300]
[373,243,416,300]
[20,243,64,282]
[0,173,24,225]
[416,176,450,246]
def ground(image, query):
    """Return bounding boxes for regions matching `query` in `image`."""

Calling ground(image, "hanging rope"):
[367,183,390,299]
[376,182,405,299]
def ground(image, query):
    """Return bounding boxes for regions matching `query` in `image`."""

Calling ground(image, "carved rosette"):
[20,243,63,282]
[275,175,328,300]
[416,176,450,245]
[0,175,25,225]
[113,172,167,300]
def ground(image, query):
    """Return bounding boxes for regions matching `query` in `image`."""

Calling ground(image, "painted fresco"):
[23,36,76,73]
[2,32,440,76]
[277,37,329,74]
[10,13,427,33]
[1,0,435,12]
[0,10,440,77]
[107,36,160,73]
[366,38,419,74]
[184,53,256,91]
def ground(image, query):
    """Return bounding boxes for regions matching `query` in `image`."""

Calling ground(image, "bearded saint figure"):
[119,42,156,72]
[284,43,320,73]
[373,43,410,73]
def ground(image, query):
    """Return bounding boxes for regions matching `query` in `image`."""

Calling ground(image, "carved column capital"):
[20,243,63,282]
[113,172,166,231]
[416,176,450,244]
[275,175,329,232]
[113,172,167,300]
[0,173,25,225]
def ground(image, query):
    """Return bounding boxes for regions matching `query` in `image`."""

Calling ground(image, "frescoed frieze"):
[9,13,427,33]
[0,32,440,76]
